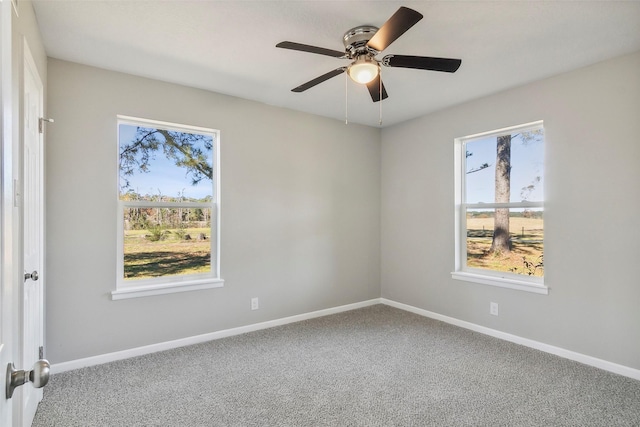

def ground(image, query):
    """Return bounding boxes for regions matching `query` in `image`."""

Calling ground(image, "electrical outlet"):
[490,302,499,316]
[251,297,259,311]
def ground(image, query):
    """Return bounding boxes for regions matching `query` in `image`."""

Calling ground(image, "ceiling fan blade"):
[366,75,389,103]
[382,55,462,73]
[366,7,423,52]
[276,41,345,58]
[292,67,347,92]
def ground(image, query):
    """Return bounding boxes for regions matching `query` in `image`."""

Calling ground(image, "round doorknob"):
[29,359,50,388]
[6,359,50,398]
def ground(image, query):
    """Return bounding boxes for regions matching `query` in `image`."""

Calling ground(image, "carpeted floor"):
[33,305,640,426]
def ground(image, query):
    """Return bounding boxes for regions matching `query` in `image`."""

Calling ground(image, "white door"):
[20,40,45,427]
[1,0,15,425]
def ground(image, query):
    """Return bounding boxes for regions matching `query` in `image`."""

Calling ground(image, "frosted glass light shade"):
[347,57,379,84]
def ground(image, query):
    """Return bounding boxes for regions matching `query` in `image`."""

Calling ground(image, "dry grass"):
[466,217,543,276]
[123,227,211,279]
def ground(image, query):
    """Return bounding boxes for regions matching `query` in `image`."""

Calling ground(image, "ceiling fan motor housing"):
[343,26,379,56]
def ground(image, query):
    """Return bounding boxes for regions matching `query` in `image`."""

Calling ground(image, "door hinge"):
[38,117,54,134]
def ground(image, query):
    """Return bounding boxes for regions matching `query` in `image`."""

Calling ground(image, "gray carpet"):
[33,305,640,426]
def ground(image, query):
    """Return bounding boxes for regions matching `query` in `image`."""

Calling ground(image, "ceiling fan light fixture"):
[347,56,379,84]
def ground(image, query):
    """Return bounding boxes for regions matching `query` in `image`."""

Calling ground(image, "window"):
[112,116,222,299]
[452,121,546,294]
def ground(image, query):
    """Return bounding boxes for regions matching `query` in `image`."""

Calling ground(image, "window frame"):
[452,120,547,295]
[112,115,223,300]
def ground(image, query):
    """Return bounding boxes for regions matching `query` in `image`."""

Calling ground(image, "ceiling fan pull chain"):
[379,72,383,126]
[345,71,349,125]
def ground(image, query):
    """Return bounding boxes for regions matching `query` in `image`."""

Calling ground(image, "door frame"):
[15,38,45,427]
[0,0,16,425]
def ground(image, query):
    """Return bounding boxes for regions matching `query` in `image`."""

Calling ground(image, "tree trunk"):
[490,135,512,254]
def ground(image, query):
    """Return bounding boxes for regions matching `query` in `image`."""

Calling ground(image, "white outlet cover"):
[490,302,499,316]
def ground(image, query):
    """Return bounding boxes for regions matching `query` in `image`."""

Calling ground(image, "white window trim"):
[112,116,223,300]
[111,277,225,300]
[452,120,547,295]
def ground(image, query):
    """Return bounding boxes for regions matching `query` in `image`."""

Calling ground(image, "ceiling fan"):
[276,6,462,102]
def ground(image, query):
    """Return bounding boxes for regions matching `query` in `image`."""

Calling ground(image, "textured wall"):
[381,51,640,369]
[46,60,381,363]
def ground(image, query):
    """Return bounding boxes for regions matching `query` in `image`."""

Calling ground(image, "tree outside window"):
[116,116,220,288]
[454,121,544,290]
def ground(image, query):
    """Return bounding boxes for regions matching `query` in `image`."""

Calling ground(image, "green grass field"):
[466,217,543,276]
[123,227,211,279]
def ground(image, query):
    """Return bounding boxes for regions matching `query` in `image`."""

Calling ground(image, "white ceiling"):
[32,1,640,128]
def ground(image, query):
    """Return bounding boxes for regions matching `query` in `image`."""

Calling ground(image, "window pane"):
[123,207,212,280]
[118,124,214,201]
[466,208,543,277]
[465,137,496,202]
[465,131,544,203]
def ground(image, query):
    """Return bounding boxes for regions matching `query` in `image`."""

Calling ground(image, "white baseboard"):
[52,297,640,382]
[51,298,382,374]
[381,298,640,381]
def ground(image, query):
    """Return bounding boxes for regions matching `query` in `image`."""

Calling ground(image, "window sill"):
[111,278,224,300]
[451,271,548,295]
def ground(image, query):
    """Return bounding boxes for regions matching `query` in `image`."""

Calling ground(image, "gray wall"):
[46,59,381,363]
[381,51,640,370]
[47,51,640,371]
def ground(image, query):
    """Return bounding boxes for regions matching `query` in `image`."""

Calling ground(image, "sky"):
[118,124,542,203]
[465,133,544,204]
[118,124,214,200]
